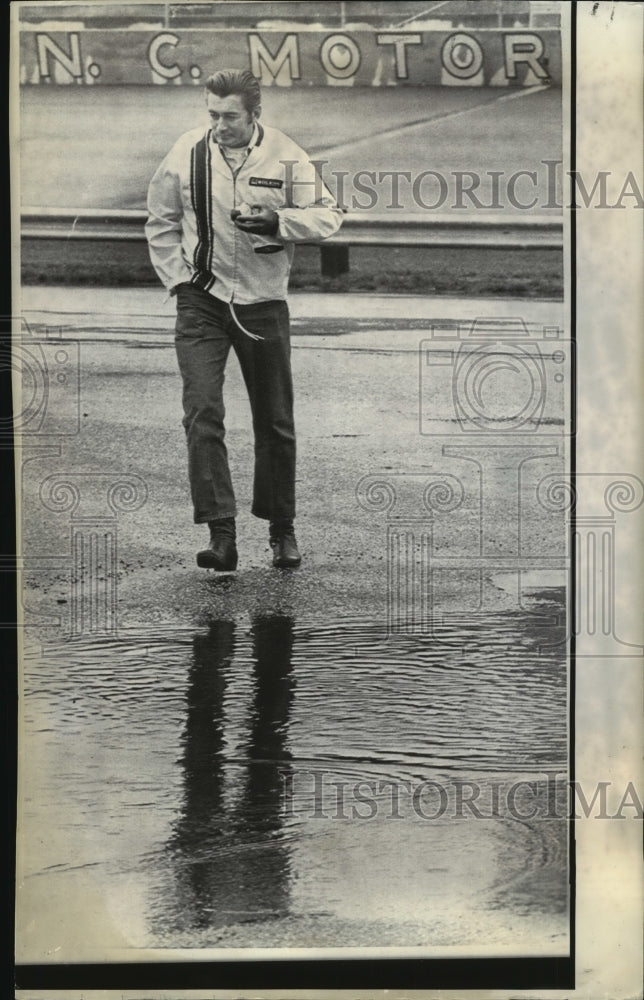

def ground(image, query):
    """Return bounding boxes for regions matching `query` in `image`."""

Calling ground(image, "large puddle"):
[19,605,569,956]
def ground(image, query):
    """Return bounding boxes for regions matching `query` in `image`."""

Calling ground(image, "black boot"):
[269,519,301,568]
[197,517,238,570]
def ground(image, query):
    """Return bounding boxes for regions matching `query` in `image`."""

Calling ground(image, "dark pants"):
[174,285,295,524]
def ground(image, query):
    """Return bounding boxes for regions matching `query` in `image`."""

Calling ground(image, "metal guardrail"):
[21,207,563,247]
[21,207,563,277]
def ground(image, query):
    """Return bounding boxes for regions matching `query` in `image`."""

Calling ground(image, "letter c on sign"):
[320,34,361,79]
[441,33,484,80]
[148,33,181,79]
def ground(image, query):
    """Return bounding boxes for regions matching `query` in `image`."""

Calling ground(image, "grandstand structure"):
[20,1,561,30]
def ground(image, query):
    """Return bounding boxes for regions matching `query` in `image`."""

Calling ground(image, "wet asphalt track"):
[16,287,570,959]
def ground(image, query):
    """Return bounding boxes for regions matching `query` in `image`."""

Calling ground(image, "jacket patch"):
[249,176,283,188]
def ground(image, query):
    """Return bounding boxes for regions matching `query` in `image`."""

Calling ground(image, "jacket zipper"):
[219,142,248,301]
[229,164,242,304]
[220,153,263,340]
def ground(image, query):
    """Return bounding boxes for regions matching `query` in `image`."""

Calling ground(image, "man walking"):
[146,68,342,570]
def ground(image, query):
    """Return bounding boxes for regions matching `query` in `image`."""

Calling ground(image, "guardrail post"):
[320,245,350,278]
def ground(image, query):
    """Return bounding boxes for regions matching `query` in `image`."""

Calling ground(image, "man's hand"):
[232,205,279,237]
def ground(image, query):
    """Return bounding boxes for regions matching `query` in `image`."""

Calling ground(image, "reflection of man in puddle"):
[162,616,295,933]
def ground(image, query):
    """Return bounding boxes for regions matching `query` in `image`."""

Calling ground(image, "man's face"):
[206,93,259,148]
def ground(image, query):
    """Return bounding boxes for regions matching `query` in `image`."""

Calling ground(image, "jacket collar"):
[209,121,264,156]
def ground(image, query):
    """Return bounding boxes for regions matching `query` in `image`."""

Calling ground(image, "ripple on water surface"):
[21,606,569,951]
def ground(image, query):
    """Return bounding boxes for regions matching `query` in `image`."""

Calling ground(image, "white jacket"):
[145,121,343,305]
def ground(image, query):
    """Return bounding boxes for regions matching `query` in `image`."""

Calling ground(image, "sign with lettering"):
[19,29,561,87]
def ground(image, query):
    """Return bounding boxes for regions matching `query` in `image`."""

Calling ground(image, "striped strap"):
[189,132,215,291]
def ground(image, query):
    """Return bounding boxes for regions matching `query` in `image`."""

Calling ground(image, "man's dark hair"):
[204,68,261,114]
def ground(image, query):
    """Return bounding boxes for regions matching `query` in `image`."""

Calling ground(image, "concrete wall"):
[19,28,562,87]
